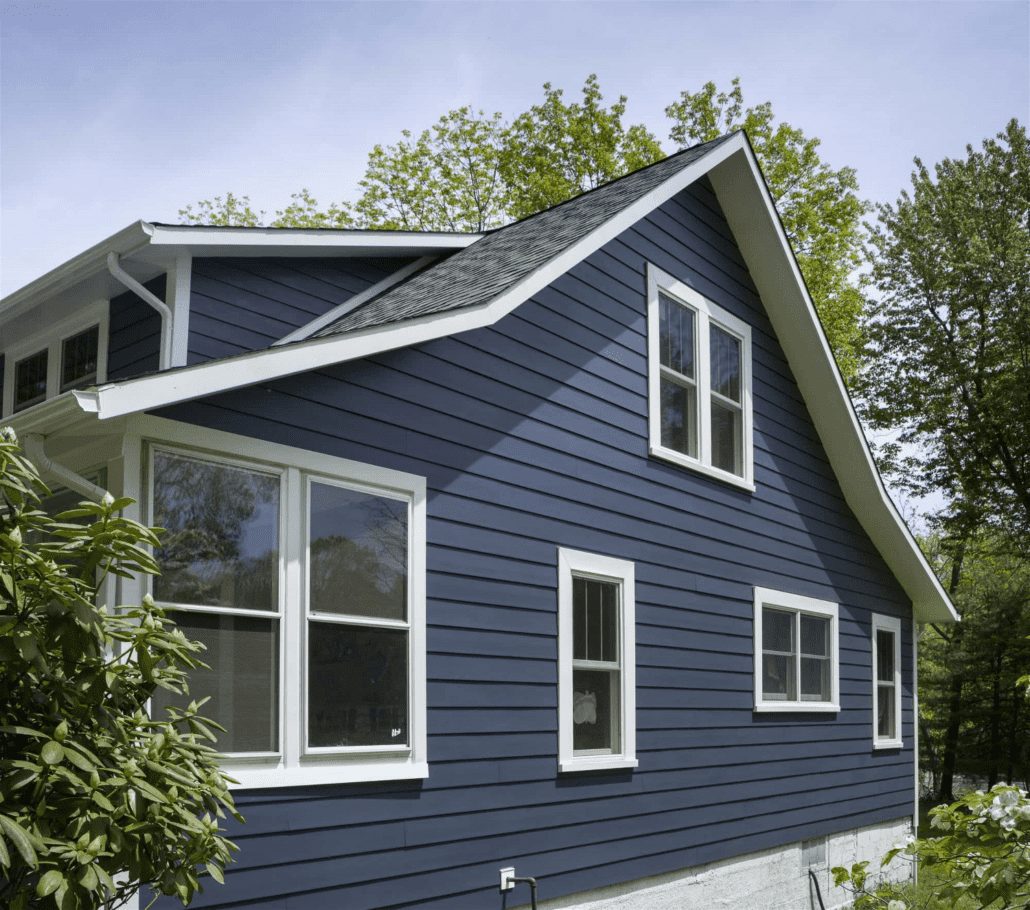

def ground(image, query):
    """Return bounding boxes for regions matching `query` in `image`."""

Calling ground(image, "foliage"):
[860,119,1030,544]
[499,74,664,220]
[833,784,1030,909]
[177,192,262,228]
[666,77,868,381]
[0,428,240,909]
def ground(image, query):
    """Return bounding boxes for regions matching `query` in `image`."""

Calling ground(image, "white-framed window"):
[558,548,637,773]
[871,613,903,749]
[646,264,754,490]
[1,301,109,417]
[754,587,839,712]
[142,423,427,788]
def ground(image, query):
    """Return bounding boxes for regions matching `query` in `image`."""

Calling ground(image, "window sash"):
[872,616,902,745]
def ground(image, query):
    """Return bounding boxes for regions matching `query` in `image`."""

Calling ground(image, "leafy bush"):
[834,784,1030,909]
[0,428,241,909]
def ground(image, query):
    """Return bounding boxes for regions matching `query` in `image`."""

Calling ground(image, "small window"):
[648,264,753,489]
[872,614,903,748]
[558,548,637,773]
[61,325,100,392]
[754,588,839,712]
[14,349,48,412]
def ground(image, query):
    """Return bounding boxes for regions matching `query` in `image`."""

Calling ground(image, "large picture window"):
[558,548,637,773]
[871,614,903,748]
[754,588,839,713]
[647,264,753,489]
[144,428,426,788]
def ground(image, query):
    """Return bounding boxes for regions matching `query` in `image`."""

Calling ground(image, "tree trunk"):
[938,542,968,802]
[987,650,1003,787]
[1007,688,1022,787]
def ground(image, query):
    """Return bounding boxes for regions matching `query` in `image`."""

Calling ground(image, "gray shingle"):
[315,135,733,337]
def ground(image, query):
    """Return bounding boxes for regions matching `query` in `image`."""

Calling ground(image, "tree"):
[666,78,868,381]
[0,428,240,909]
[499,74,664,220]
[860,119,1030,545]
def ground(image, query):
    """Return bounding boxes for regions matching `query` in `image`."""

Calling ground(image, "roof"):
[316,136,731,336]
[2,133,958,624]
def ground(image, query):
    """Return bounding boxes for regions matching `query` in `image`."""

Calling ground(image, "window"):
[558,548,637,773]
[1,303,108,417]
[145,432,427,788]
[754,588,839,712]
[872,614,903,748]
[647,264,753,489]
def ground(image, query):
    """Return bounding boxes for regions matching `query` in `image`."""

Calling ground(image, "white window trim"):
[753,587,839,713]
[558,547,637,774]
[646,263,754,491]
[2,300,109,418]
[135,415,428,789]
[872,613,904,750]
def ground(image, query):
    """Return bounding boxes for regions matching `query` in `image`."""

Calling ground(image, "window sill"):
[754,702,840,714]
[649,444,755,492]
[559,755,638,774]
[224,759,428,790]
[873,739,904,751]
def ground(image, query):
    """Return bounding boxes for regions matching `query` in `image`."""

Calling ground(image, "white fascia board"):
[90,135,746,420]
[707,145,957,625]
[146,224,482,252]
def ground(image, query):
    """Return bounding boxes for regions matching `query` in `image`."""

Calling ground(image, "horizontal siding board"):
[107,276,164,380]
[152,183,915,908]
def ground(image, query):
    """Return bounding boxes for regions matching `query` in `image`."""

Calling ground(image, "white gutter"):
[106,252,173,370]
[22,433,109,502]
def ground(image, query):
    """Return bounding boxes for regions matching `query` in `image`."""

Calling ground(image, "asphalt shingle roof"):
[314,135,734,337]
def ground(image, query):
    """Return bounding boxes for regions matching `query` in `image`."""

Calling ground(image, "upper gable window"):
[646,264,753,490]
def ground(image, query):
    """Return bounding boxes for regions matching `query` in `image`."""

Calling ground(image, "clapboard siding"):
[186,256,414,362]
[152,178,914,909]
[106,276,164,380]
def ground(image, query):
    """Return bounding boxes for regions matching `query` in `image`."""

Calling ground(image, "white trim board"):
[6,134,957,624]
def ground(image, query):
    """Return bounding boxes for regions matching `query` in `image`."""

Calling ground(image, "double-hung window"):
[146,426,427,788]
[558,548,637,773]
[754,588,839,712]
[647,264,753,489]
[871,614,903,748]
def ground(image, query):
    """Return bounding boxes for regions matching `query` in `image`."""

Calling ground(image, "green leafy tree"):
[0,428,240,909]
[178,192,262,228]
[860,119,1030,544]
[666,78,868,381]
[499,73,664,220]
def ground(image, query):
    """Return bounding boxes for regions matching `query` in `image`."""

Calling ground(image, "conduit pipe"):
[106,252,173,370]
[23,434,109,502]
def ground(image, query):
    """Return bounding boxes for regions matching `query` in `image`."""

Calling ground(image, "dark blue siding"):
[154,178,914,909]
[187,256,414,362]
[107,276,164,381]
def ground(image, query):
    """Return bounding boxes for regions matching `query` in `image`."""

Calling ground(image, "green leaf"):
[205,862,225,884]
[36,868,65,897]
[0,815,39,866]
[40,741,65,766]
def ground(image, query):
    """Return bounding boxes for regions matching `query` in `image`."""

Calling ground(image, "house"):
[0,131,958,910]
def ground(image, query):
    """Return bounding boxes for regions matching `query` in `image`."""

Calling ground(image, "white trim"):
[144,223,481,251]
[275,256,437,345]
[134,415,428,788]
[871,613,904,750]
[2,299,109,417]
[646,264,754,490]
[913,618,920,832]
[558,547,637,774]
[167,255,192,367]
[753,587,840,713]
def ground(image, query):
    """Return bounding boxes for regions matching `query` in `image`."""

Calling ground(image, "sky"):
[1,0,1027,296]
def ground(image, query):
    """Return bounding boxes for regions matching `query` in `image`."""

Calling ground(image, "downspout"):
[23,434,109,502]
[106,252,173,370]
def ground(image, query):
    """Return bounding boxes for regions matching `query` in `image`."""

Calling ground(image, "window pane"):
[659,294,695,379]
[710,398,742,475]
[877,629,895,682]
[801,615,830,657]
[308,622,408,748]
[61,325,99,391]
[573,577,619,664]
[572,667,619,753]
[309,482,407,621]
[763,608,794,653]
[152,611,279,753]
[762,653,796,700]
[153,452,280,611]
[14,349,47,411]
[660,376,698,458]
[877,684,896,739]
[801,656,831,701]
[710,324,741,402]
